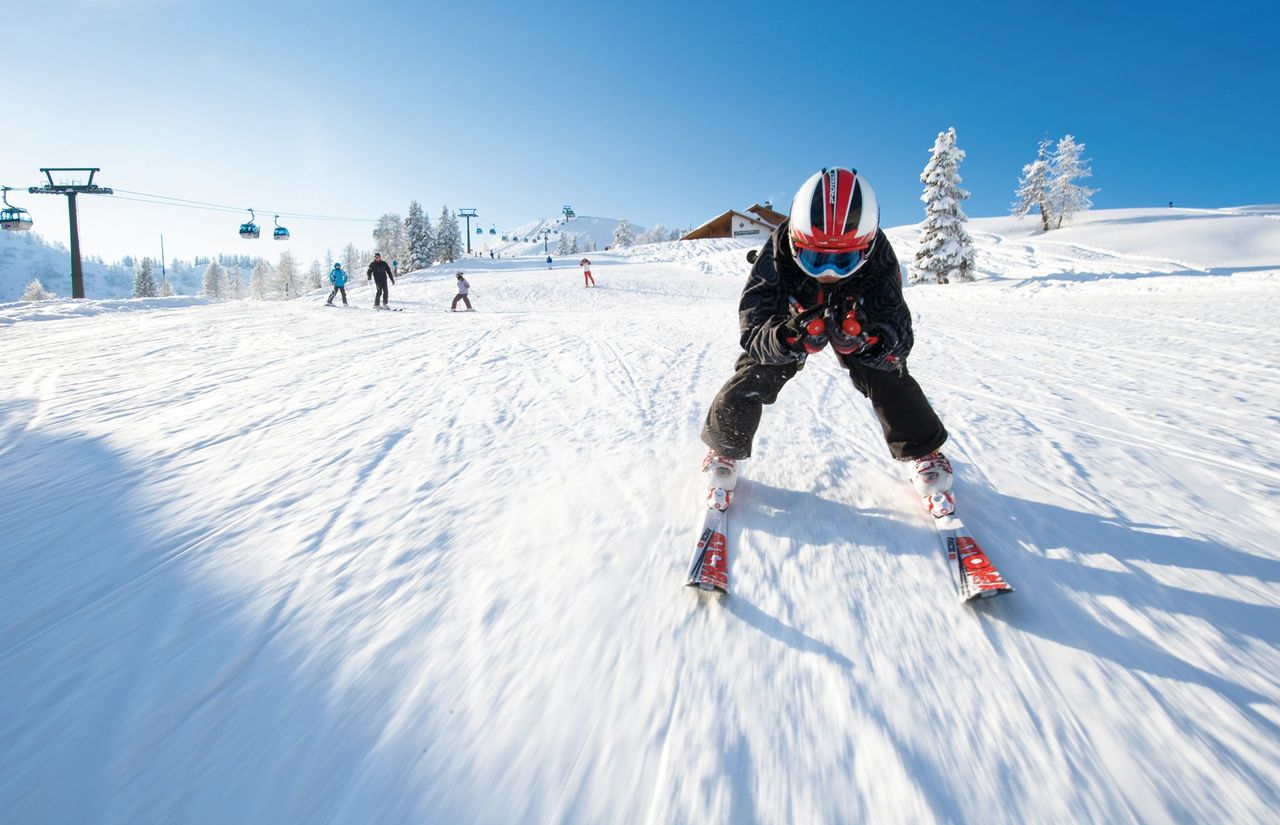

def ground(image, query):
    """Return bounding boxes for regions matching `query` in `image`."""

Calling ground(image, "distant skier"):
[451,273,473,311]
[367,253,395,309]
[580,257,595,287]
[546,255,553,269]
[700,167,952,509]
[325,262,349,306]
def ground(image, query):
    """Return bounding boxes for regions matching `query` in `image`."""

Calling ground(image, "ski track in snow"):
[1,221,1279,824]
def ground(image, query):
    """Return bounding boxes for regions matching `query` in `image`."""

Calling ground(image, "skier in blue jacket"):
[326,262,349,306]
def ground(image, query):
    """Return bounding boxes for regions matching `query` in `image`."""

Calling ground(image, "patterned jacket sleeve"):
[737,234,797,365]
[856,234,914,365]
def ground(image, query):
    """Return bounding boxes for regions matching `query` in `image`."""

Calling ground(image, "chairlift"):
[1,187,33,232]
[239,208,260,239]
[272,215,290,241]
[489,227,496,235]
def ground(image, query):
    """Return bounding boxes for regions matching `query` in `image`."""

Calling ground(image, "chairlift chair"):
[272,215,290,241]
[1,187,33,232]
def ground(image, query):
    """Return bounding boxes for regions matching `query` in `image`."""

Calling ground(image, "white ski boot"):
[702,451,738,512]
[911,451,955,518]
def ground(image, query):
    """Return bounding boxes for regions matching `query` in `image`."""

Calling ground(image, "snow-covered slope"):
[2,209,1278,823]
[915,207,1280,278]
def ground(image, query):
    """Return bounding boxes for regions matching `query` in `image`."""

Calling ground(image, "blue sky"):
[6,0,1277,266]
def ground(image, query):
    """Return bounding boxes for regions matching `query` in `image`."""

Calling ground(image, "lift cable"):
[110,188,379,223]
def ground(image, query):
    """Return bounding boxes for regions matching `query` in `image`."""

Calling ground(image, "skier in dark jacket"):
[701,167,952,512]
[367,253,395,309]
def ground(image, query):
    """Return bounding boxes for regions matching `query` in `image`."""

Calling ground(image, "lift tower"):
[29,168,113,299]
[458,208,479,254]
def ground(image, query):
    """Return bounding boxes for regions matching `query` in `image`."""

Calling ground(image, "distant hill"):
[0,230,125,302]
[465,215,649,259]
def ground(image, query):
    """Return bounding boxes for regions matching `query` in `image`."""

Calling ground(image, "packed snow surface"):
[2,209,1278,824]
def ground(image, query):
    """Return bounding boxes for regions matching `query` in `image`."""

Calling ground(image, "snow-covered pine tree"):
[637,225,669,245]
[372,213,407,264]
[274,251,300,298]
[404,201,433,272]
[568,234,580,254]
[133,257,158,298]
[1012,135,1053,231]
[202,261,225,299]
[612,218,635,248]
[435,206,463,262]
[1048,134,1096,229]
[160,277,174,297]
[341,244,361,278]
[249,259,273,300]
[21,278,51,301]
[307,260,325,290]
[228,267,245,299]
[556,232,570,255]
[914,127,976,284]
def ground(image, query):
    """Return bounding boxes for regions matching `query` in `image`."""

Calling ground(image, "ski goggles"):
[792,240,871,279]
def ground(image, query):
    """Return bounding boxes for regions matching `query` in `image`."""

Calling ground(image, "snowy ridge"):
[1,207,1278,823]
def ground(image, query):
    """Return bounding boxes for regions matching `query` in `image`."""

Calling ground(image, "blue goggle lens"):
[795,245,868,278]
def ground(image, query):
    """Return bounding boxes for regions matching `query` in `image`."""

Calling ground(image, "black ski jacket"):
[738,220,913,368]
[367,259,394,281]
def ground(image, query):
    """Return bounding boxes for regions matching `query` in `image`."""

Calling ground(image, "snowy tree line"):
[187,197,472,302]
[20,199,471,302]
[910,127,1096,285]
[370,202,465,272]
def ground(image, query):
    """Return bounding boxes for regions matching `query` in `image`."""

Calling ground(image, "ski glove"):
[844,322,903,372]
[780,304,829,356]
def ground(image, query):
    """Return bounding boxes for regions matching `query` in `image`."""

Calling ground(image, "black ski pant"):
[451,293,472,310]
[701,350,947,461]
[372,275,390,306]
[327,286,347,305]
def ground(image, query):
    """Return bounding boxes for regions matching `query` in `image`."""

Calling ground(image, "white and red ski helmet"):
[788,167,879,278]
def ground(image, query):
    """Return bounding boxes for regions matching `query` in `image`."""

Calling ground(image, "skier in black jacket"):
[701,167,953,511]
[367,253,395,309]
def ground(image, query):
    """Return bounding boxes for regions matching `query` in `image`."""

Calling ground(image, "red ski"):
[923,492,1013,601]
[686,507,729,593]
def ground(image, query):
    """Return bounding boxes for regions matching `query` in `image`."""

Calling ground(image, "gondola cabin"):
[1,206,32,231]
[273,215,289,241]
[239,208,260,239]
[1,188,33,231]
